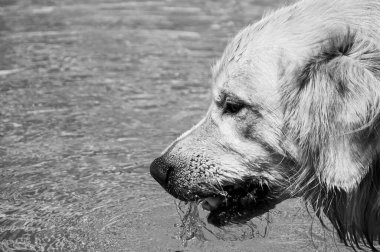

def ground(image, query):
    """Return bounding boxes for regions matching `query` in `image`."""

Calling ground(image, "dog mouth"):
[196,181,279,227]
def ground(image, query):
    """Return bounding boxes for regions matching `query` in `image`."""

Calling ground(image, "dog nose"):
[150,156,171,188]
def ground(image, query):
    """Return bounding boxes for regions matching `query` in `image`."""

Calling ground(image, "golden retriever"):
[150,0,380,249]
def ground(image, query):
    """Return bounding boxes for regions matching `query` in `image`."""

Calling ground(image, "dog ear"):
[282,30,380,191]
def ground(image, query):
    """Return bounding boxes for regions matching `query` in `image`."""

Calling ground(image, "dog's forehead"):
[212,64,254,101]
[212,55,281,105]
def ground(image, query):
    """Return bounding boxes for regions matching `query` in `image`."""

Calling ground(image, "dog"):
[150,0,380,249]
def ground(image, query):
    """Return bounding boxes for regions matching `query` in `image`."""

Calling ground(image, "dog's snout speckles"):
[189,153,217,174]
[173,153,218,185]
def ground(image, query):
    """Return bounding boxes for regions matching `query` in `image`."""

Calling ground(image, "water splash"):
[174,200,272,244]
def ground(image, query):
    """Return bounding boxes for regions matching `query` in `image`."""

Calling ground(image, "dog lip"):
[201,197,223,211]
[200,182,260,212]
[198,182,276,227]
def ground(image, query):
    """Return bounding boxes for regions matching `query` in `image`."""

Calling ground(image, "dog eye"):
[224,101,245,114]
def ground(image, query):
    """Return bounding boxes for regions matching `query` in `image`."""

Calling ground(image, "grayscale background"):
[0,0,352,251]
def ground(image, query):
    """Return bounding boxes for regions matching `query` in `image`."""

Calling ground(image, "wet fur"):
[151,0,380,249]
[283,30,380,249]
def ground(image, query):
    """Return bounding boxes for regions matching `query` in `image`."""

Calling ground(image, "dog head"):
[151,0,380,247]
[151,35,302,226]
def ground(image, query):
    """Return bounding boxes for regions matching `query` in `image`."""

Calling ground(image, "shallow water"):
[0,0,353,251]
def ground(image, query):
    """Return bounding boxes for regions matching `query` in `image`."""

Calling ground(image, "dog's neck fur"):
[302,156,380,249]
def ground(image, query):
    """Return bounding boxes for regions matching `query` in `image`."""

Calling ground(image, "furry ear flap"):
[283,30,380,191]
